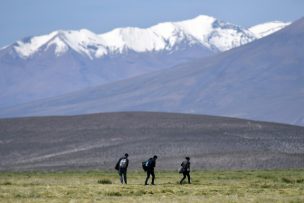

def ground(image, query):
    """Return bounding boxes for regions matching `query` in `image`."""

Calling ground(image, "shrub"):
[1,181,12,185]
[257,174,278,181]
[282,177,294,184]
[134,190,146,196]
[161,189,174,194]
[282,178,304,184]
[97,179,112,184]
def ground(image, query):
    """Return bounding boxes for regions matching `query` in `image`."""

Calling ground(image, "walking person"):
[144,155,158,185]
[115,153,129,184]
[179,157,191,184]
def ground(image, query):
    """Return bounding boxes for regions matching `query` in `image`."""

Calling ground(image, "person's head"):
[125,153,129,158]
[185,157,190,161]
[153,155,158,160]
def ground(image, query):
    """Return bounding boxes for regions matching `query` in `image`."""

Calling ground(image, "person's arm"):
[126,159,129,168]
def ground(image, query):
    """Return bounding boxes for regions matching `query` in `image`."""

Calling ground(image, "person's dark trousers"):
[145,169,155,185]
[180,171,191,184]
[119,168,127,184]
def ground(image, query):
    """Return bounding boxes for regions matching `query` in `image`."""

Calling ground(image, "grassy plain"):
[0,170,304,203]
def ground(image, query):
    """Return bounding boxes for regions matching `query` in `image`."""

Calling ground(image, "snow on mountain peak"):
[249,21,291,38]
[13,29,108,59]
[175,15,257,51]
[175,15,216,45]
[14,31,58,58]
[6,15,290,59]
[99,27,167,53]
[47,36,69,56]
[150,22,196,50]
[150,22,178,38]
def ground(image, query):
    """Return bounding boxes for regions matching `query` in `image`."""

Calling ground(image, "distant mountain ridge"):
[0,15,289,108]
[7,15,289,59]
[2,17,302,126]
[9,15,256,59]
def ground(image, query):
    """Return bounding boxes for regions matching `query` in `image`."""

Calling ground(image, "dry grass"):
[0,170,304,202]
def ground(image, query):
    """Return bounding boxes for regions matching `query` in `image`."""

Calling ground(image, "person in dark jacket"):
[145,155,158,185]
[180,157,191,184]
[115,153,129,184]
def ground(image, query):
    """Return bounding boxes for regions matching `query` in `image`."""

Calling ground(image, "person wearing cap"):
[115,153,129,184]
[180,157,191,184]
[144,155,158,185]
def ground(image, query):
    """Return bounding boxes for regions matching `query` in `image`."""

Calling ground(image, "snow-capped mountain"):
[2,17,302,126]
[12,15,256,59]
[0,15,289,108]
[249,21,291,38]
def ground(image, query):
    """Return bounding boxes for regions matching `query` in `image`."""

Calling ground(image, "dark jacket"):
[147,158,156,170]
[115,157,129,170]
[181,160,190,172]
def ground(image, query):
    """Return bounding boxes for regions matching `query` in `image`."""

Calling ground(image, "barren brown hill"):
[0,112,303,171]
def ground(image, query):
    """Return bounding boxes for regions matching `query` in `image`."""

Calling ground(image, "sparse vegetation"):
[97,179,112,184]
[0,170,304,202]
[0,181,12,185]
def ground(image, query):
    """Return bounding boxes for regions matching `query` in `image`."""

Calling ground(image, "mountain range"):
[1,17,302,126]
[0,15,289,108]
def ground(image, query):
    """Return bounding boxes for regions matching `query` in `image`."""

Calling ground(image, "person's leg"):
[123,171,127,184]
[119,170,123,184]
[180,172,186,184]
[187,172,191,184]
[151,170,155,185]
[145,171,150,185]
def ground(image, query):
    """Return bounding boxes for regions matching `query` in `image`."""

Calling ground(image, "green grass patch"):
[0,170,304,202]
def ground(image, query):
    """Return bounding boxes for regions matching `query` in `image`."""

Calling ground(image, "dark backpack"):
[179,161,187,173]
[142,159,151,171]
[181,160,190,172]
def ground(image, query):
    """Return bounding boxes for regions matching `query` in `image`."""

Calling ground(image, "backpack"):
[181,160,190,172]
[119,158,127,168]
[142,159,151,171]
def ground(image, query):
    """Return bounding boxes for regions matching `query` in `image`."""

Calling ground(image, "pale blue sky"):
[0,0,303,47]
